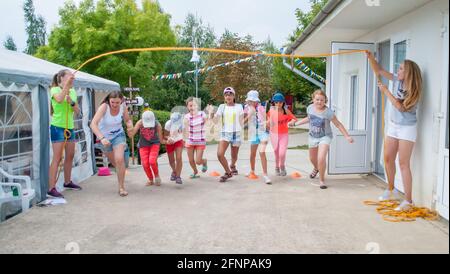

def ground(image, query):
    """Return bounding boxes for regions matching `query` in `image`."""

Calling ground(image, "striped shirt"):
[185,111,206,145]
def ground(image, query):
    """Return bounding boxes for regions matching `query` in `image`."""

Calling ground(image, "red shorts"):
[185,143,206,150]
[166,140,184,154]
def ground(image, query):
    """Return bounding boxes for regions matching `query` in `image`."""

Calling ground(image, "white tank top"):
[98,103,125,139]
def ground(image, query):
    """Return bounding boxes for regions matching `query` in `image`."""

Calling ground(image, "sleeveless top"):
[98,103,125,140]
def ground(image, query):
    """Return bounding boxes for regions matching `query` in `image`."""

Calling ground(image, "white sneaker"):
[378,189,400,201]
[263,175,272,185]
[395,200,414,212]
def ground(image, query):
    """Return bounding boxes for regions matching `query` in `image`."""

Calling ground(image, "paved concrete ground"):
[0,132,448,254]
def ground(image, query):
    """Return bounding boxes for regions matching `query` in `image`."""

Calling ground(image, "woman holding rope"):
[48,69,82,198]
[367,52,423,211]
[91,91,134,197]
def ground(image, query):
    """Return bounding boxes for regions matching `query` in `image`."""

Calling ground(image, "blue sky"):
[0,0,310,52]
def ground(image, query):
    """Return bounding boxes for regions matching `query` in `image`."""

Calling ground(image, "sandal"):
[319,182,328,189]
[201,160,208,173]
[219,172,233,183]
[119,188,128,197]
[310,168,319,179]
[230,165,238,175]
[190,173,200,179]
[146,181,154,186]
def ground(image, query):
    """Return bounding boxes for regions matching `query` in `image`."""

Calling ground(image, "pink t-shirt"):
[184,111,206,145]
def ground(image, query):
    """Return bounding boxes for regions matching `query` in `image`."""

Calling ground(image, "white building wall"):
[355,0,449,207]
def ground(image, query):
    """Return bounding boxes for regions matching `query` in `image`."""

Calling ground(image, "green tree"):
[272,0,328,108]
[23,0,46,55]
[36,0,176,89]
[204,31,267,102]
[3,36,17,51]
[146,13,217,111]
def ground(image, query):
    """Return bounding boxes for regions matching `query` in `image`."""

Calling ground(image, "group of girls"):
[48,54,422,212]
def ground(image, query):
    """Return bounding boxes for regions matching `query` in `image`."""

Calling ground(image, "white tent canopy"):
[0,49,119,91]
[0,49,120,215]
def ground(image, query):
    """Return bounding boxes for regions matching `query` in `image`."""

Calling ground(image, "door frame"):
[436,13,449,220]
[329,42,375,174]
[373,39,391,181]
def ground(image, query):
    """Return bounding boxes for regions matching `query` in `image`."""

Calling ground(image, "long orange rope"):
[74,47,367,73]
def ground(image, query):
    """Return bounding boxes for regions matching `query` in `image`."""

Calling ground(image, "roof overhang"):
[288,0,432,56]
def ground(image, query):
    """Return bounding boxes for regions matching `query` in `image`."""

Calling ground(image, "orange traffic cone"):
[291,172,302,179]
[247,172,259,180]
[210,171,221,177]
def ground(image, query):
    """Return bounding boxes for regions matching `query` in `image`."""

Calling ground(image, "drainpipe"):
[282,50,325,90]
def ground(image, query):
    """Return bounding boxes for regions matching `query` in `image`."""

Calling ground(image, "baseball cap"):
[142,111,155,128]
[223,87,235,95]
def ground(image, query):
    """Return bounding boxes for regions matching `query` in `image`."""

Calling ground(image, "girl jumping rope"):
[243,90,271,184]
[212,87,244,183]
[293,90,354,189]
[164,112,184,184]
[184,97,208,179]
[91,91,133,197]
[267,93,297,177]
[130,110,165,187]
[367,51,423,211]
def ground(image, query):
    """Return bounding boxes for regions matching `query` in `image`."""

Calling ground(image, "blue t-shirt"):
[390,74,417,126]
[307,105,335,138]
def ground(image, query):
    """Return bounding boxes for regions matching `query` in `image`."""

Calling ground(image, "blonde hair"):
[311,89,328,104]
[402,60,422,111]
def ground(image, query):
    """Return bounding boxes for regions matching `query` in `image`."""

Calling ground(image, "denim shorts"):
[50,125,76,143]
[97,132,127,153]
[249,131,269,145]
[220,132,241,147]
[308,135,332,148]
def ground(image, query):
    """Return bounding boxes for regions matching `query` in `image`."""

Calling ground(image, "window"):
[394,40,407,74]
[349,75,358,131]
[0,92,33,178]
[73,95,88,167]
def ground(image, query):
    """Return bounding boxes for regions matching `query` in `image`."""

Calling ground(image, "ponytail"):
[51,69,70,88]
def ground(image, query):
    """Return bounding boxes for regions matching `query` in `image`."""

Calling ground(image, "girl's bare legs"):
[250,144,258,173]
[187,147,198,174]
[309,147,319,171]
[230,146,240,169]
[113,144,126,192]
[384,137,399,191]
[398,140,415,202]
[175,147,183,177]
[217,141,231,174]
[259,142,268,175]
[63,142,76,184]
[49,142,65,189]
[195,148,206,166]
[317,144,329,186]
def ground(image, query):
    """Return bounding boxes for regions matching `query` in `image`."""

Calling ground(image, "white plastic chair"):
[0,167,36,221]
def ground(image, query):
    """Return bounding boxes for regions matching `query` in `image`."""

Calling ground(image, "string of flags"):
[151,53,325,83]
[294,59,326,83]
[152,55,262,80]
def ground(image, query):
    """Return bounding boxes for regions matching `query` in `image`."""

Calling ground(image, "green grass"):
[288,145,309,150]
[288,128,309,134]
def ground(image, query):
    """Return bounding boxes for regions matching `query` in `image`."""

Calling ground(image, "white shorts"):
[386,121,417,143]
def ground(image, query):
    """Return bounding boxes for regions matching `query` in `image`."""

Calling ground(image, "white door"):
[329,42,375,174]
[437,13,449,220]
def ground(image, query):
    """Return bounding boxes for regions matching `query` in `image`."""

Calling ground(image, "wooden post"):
[129,76,135,165]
